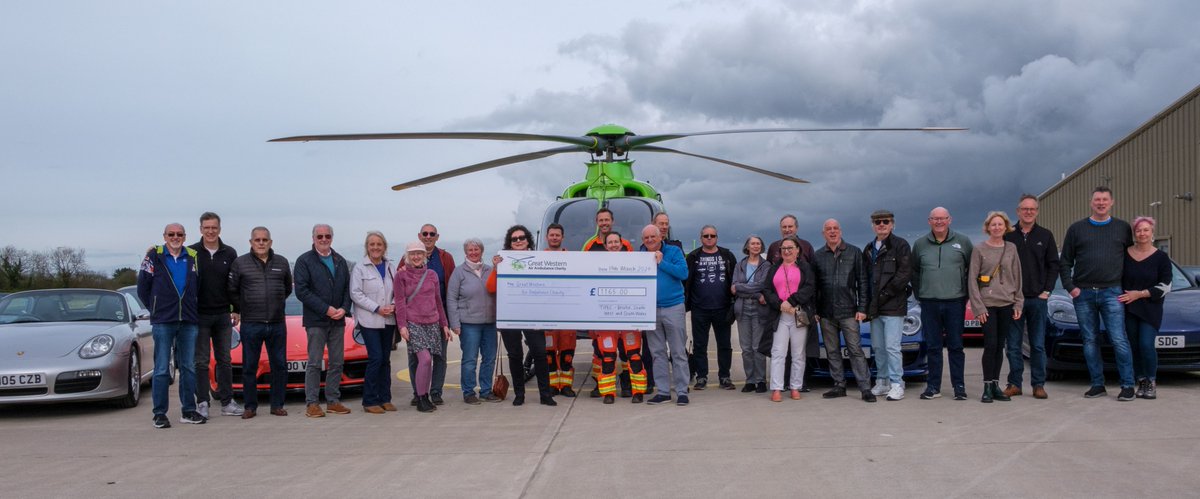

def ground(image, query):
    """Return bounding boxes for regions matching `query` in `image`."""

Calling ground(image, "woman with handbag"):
[732,235,771,394]
[394,241,455,413]
[762,235,816,402]
[487,225,557,407]
[967,211,1023,403]
[349,231,397,414]
[446,238,502,405]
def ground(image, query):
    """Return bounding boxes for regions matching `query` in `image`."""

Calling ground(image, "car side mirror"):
[135,310,150,321]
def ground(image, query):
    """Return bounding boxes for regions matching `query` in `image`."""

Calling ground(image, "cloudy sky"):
[3,1,1198,271]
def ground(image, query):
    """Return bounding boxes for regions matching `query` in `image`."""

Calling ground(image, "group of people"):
[136,186,1172,427]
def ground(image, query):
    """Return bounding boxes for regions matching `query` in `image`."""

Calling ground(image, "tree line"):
[0,246,136,292]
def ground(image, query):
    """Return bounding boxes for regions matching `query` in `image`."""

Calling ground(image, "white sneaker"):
[870,380,891,396]
[220,400,244,416]
[197,401,209,419]
[886,384,905,401]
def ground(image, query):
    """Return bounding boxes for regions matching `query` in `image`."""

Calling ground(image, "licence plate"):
[286,360,326,373]
[1156,335,1185,349]
[964,319,981,328]
[819,347,871,359]
[0,373,46,388]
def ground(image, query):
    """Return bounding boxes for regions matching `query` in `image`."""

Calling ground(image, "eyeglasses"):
[510,235,529,242]
[701,234,717,239]
[165,232,185,238]
[928,217,949,222]
[873,219,893,226]
[781,246,798,251]
[314,234,332,240]
[420,231,438,237]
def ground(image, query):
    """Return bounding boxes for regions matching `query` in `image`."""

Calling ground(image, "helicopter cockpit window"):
[539,197,663,250]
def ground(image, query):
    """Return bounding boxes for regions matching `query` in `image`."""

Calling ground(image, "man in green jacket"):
[912,207,974,401]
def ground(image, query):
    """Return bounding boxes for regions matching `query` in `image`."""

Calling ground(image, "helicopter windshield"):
[539,197,664,251]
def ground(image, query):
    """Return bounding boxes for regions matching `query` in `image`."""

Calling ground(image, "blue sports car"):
[809,299,929,380]
[1045,258,1200,378]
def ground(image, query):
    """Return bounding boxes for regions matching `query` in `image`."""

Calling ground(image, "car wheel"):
[117,347,142,408]
[1045,369,1064,381]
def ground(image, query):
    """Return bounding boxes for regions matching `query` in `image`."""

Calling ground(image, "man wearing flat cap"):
[862,210,913,401]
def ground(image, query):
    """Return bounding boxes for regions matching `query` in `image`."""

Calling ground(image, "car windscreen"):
[0,291,127,324]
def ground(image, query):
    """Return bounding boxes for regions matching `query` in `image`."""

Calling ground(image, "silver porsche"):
[0,288,157,408]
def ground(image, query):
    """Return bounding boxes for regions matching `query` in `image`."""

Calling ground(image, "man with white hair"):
[294,224,353,417]
[640,224,691,406]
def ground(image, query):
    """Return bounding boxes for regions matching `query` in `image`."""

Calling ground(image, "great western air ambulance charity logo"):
[509,255,535,271]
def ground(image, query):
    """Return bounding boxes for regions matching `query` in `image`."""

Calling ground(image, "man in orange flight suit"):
[542,223,577,397]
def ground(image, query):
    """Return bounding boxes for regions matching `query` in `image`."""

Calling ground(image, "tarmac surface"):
[4,332,1200,498]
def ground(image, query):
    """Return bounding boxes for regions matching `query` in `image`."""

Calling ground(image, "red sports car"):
[212,296,367,392]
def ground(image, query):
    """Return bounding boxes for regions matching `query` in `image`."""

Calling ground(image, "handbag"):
[492,341,509,400]
[784,265,811,327]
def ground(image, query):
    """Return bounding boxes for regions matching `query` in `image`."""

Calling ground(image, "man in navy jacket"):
[294,224,353,417]
[137,222,204,428]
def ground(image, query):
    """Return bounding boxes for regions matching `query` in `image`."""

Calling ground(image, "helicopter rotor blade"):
[391,145,587,191]
[625,127,967,149]
[635,146,809,183]
[271,132,598,148]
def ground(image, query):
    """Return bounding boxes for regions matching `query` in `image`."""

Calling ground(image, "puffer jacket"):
[811,242,869,320]
[863,234,913,318]
[294,247,352,328]
[228,249,292,323]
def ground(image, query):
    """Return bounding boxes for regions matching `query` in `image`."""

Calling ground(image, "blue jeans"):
[1007,297,1047,388]
[459,322,497,396]
[1073,287,1134,388]
[870,316,904,385]
[152,321,198,417]
[361,325,395,407]
[1125,313,1158,382]
[919,298,966,394]
[240,321,287,410]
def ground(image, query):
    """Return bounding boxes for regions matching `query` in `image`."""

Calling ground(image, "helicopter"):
[270,124,964,250]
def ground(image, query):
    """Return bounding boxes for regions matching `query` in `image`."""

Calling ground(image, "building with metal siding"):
[1039,84,1199,266]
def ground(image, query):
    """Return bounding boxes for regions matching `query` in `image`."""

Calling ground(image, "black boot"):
[991,381,1011,402]
[619,371,632,398]
[981,383,993,403]
[417,395,435,413]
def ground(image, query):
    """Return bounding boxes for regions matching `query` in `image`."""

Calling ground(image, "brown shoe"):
[305,404,325,418]
[1003,384,1023,397]
[1033,386,1048,399]
[326,402,351,415]
[270,407,288,416]
[363,405,386,414]
[381,402,398,412]
[241,408,256,419]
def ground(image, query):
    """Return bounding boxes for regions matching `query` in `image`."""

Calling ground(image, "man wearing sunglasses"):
[294,224,353,417]
[863,210,913,401]
[685,225,737,391]
[137,223,203,428]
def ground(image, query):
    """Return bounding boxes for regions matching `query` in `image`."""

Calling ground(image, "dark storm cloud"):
[476,0,1200,248]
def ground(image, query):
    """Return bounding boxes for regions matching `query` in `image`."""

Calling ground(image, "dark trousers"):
[195,312,233,406]
[500,329,550,397]
[981,305,1014,381]
[920,298,966,394]
[361,325,395,407]
[408,336,447,397]
[690,307,733,380]
[240,321,287,410]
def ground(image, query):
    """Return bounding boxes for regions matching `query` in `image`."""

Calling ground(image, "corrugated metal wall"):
[1040,85,1199,266]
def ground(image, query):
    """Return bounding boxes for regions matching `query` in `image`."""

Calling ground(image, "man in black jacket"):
[812,219,874,402]
[863,210,912,401]
[1004,195,1061,399]
[228,226,293,419]
[685,225,738,390]
[294,224,353,417]
[188,212,242,418]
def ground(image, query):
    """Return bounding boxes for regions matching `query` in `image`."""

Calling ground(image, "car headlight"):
[352,325,365,345]
[1048,300,1077,324]
[79,334,115,359]
[902,314,922,336]
[231,329,241,349]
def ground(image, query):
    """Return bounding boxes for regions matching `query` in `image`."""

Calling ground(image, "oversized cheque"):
[495,250,656,330]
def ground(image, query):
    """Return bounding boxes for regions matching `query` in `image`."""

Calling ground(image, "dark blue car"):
[809,299,929,380]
